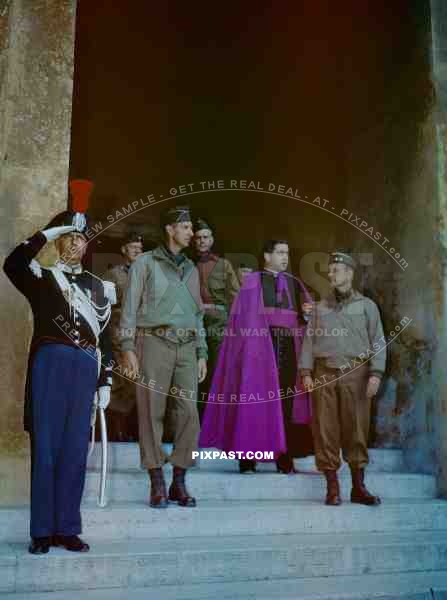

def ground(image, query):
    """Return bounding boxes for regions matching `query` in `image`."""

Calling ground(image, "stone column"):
[341,2,438,473]
[430,0,447,496]
[0,0,77,504]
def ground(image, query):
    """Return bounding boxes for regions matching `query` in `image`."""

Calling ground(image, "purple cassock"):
[199,271,312,459]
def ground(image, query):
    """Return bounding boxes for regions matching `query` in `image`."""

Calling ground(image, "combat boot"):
[350,467,381,506]
[148,467,168,508]
[169,466,196,507]
[324,470,342,506]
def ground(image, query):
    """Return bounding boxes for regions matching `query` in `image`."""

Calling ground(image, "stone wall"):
[301,2,440,476]
[429,0,447,495]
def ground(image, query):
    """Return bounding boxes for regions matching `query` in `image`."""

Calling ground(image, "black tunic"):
[3,231,113,432]
[261,270,314,458]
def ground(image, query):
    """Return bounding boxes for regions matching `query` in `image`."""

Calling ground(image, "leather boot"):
[324,470,342,506]
[148,467,168,508]
[350,467,381,506]
[169,466,196,507]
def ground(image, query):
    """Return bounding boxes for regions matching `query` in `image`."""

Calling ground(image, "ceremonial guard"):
[120,207,207,508]
[299,249,385,506]
[3,180,115,554]
[103,232,143,441]
[193,219,240,420]
[199,239,314,473]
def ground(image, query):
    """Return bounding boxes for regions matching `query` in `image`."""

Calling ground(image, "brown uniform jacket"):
[102,263,130,353]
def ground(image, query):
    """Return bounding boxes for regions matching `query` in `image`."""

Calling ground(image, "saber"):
[87,407,96,461]
[98,406,108,507]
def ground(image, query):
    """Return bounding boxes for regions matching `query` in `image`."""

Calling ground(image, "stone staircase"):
[0,445,447,599]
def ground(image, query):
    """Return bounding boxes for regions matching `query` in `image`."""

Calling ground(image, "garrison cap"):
[160,206,192,230]
[328,249,357,270]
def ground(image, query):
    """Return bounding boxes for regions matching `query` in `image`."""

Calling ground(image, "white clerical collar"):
[55,260,83,275]
[264,267,280,278]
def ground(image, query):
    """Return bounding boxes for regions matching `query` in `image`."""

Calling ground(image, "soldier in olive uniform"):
[299,250,385,507]
[102,233,143,441]
[120,207,207,508]
[194,219,240,421]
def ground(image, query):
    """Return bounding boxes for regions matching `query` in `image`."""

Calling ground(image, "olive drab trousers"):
[135,332,200,470]
[311,362,372,471]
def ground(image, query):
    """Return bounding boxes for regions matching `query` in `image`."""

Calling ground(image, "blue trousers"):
[30,343,97,538]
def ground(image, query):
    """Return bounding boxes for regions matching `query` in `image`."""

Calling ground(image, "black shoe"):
[276,453,296,474]
[28,536,51,555]
[239,459,257,474]
[53,535,90,552]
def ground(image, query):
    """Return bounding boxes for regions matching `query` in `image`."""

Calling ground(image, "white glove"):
[42,225,75,242]
[97,385,111,410]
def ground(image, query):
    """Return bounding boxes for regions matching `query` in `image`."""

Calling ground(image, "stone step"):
[1,499,446,543]
[87,444,405,473]
[1,530,447,593]
[2,571,447,600]
[82,470,437,504]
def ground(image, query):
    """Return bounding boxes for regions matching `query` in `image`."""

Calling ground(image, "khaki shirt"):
[103,264,130,307]
[299,290,386,377]
[119,245,207,359]
[102,264,130,352]
[196,254,240,310]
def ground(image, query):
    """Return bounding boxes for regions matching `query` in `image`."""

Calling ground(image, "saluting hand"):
[42,225,75,242]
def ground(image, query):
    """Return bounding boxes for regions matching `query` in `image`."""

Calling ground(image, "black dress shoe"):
[53,535,90,552]
[28,537,51,555]
[239,459,257,474]
[276,453,297,474]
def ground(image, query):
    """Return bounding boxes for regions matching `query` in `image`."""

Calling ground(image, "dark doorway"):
[70,0,432,442]
[70,1,431,265]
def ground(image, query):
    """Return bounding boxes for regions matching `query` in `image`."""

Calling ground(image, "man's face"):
[328,262,353,289]
[122,241,143,263]
[167,221,194,249]
[264,243,289,272]
[57,232,87,264]
[194,229,214,254]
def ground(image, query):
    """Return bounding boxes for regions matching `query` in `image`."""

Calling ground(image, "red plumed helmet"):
[69,179,94,214]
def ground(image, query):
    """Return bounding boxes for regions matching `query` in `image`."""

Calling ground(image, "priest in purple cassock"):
[199,239,314,473]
